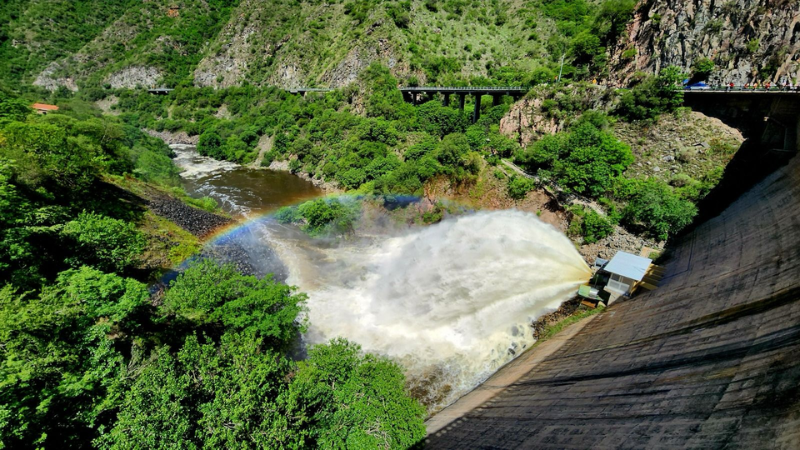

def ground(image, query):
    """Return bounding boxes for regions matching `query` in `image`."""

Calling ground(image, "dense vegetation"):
[105,58,700,243]
[1,0,637,90]
[112,64,517,199]
[514,68,701,241]
[0,89,426,448]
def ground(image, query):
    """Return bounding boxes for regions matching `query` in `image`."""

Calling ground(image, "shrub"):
[617,178,698,240]
[616,66,684,121]
[163,259,307,346]
[581,209,615,243]
[62,212,146,272]
[508,176,535,200]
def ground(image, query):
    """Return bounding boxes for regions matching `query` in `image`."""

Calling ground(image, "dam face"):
[426,154,800,448]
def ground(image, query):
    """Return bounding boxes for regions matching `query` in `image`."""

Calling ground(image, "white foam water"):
[281,210,591,411]
[170,144,239,179]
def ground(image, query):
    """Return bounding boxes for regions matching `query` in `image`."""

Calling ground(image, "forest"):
[0,88,426,449]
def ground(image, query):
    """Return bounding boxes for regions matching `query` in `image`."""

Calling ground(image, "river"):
[172,144,591,412]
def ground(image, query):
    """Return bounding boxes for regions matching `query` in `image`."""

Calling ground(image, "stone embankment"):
[147,195,231,238]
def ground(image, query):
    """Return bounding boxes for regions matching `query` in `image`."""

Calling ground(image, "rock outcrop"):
[499,84,612,147]
[499,97,562,147]
[143,129,199,146]
[33,62,78,92]
[105,66,162,89]
[608,0,800,85]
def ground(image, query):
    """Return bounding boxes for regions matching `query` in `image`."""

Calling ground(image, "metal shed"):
[603,251,653,296]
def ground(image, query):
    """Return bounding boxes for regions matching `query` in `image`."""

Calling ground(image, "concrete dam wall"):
[426,153,800,448]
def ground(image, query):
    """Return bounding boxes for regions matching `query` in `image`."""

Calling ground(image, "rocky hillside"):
[607,0,800,84]
[5,0,573,91]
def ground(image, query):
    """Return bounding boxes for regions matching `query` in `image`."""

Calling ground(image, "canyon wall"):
[608,0,800,85]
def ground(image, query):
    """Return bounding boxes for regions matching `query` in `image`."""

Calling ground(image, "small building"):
[31,103,59,114]
[602,251,653,297]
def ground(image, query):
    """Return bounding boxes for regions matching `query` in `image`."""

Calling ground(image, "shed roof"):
[604,251,652,281]
[31,103,59,111]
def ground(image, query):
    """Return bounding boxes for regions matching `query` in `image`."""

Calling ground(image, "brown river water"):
[172,144,322,218]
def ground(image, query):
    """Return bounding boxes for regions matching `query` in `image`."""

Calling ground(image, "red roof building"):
[31,103,59,114]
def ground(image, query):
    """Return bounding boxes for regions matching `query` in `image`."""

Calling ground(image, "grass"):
[532,303,605,347]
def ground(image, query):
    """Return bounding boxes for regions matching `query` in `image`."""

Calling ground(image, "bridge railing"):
[681,85,800,93]
[399,86,529,92]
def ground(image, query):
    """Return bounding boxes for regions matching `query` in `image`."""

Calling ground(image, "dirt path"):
[501,159,533,178]
[424,314,599,436]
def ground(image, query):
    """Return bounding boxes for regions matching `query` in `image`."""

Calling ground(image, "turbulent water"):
[173,145,591,411]
[279,211,591,410]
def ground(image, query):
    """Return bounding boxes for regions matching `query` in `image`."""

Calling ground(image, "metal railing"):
[682,85,800,93]
[288,88,333,92]
[399,86,529,92]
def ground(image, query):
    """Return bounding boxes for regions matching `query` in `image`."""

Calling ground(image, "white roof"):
[604,251,652,281]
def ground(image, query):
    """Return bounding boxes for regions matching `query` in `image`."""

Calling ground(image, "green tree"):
[617,178,697,240]
[197,129,224,159]
[592,0,636,45]
[0,92,30,122]
[516,121,633,197]
[616,66,685,121]
[98,332,293,449]
[691,57,715,81]
[285,339,427,449]
[508,176,535,200]
[62,211,146,272]
[554,123,633,196]
[416,102,468,137]
[0,268,149,448]
[163,259,307,348]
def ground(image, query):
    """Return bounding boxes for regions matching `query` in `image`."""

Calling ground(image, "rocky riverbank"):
[147,194,232,238]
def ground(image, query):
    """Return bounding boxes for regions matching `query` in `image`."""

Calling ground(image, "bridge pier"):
[492,94,503,107]
[473,94,482,123]
[443,93,450,107]
[458,94,466,111]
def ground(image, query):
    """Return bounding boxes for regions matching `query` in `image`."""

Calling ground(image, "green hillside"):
[1,0,636,90]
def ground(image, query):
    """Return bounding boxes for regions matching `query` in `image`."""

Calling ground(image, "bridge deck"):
[399,86,528,95]
[287,88,333,94]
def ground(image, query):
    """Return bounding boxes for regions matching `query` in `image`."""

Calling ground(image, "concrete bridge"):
[399,86,528,123]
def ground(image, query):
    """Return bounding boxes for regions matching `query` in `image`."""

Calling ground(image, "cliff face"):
[608,0,800,85]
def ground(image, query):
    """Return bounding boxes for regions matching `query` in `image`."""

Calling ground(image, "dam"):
[425,143,800,446]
